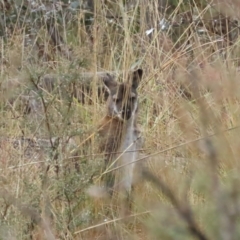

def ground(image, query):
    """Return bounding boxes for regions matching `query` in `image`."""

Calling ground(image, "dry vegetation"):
[1,0,240,239]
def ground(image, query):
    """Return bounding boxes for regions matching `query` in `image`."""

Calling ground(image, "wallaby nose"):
[122,108,131,120]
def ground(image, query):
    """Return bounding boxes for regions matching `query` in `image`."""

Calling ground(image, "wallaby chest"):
[119,119,138,157]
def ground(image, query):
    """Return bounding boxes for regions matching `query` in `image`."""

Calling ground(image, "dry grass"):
[1,0,240,239]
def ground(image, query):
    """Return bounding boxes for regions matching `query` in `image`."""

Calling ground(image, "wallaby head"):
[103,69,143,121]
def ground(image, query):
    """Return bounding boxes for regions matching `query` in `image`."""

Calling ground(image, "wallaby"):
[98,68,143,212]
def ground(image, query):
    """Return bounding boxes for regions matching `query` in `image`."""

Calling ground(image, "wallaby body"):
[98,69,143,206]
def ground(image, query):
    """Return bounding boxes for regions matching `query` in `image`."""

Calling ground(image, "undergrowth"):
[1,0,240,239]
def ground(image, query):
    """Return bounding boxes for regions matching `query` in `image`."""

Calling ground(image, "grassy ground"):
[1,1,240,239]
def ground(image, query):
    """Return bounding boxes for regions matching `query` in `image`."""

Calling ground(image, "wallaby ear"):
[102,74,118,93]
[132,68,143,89]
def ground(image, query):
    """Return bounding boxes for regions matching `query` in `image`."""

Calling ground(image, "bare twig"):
[141,169,209,240]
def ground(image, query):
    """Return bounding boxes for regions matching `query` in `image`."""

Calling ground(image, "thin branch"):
[142,169,209,240]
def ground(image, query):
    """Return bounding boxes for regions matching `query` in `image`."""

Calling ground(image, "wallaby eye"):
[112,94,119,103]
[129,92,136,101]
[113,97,120,103]
[130,96,135,101]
